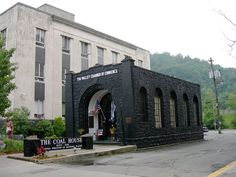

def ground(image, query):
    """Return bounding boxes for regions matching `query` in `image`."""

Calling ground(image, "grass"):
[0,136,23,154]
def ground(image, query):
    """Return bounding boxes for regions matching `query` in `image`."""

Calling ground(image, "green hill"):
[151,52,236,112]
[150,52,236,94]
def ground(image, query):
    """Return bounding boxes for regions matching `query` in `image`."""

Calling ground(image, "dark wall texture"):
[66,57,203,148]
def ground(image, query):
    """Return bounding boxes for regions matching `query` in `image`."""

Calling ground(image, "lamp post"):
[208,58,221,134]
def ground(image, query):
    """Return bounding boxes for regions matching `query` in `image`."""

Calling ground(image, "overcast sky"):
[1,0,236,68]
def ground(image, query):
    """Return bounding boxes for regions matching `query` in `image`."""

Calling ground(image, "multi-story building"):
[0,3,150,119]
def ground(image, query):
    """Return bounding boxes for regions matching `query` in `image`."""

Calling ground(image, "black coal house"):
[65,57,203,148]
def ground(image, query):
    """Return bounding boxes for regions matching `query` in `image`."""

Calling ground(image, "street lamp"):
[208,58,221,134]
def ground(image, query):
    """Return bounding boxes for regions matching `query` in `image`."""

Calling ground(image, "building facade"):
[66,57,203,147]
[0,3,150,119]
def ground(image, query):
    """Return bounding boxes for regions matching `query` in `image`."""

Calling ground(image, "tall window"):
[170,92,178,128]
[34,100,44,118]
[1,29,7,47]
[140,87,148,122]
[138,59,143,67]
[193,96,200,126]
[35,63,44,82]
[36,28,45,47]
[154,89,163,128]
[81,41,89,70]
[112,51,118,64]
[97,47,104,65]
[62,36,70,53]
[183,94,190,126]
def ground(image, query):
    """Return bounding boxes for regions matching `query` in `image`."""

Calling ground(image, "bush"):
[1,122,6,135]
[36,120,54,138]
[7,107,30,137]
[0,138,23,154]
[232,118,236,128]
[53,117,65,137]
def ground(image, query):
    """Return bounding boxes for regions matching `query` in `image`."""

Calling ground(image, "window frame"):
[154,95,162,128]
[62,36,70,54]
[35,62,44,82]
[1,28,7,47]
[112,51,118,64]
[97,47,104,65]
[81,41,89,70]
[36,28,45,47]
[34,100,44,118]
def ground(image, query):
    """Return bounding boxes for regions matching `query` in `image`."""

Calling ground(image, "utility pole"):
[208,58,221,134]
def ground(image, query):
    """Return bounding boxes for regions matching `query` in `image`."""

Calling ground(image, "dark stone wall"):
[65,57,203,148]
[129,65,203,147]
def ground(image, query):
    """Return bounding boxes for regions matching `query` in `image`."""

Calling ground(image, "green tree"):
[202,89,216,129]
[0,36,16,116]
[53,116,65,137]
[226,93,236,110]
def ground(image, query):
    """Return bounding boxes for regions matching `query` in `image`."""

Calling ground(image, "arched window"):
[154,88,163,128]
[140,87,148,122]
[170,91,178,127]
[193,96,200,126]
[183,94,190,126]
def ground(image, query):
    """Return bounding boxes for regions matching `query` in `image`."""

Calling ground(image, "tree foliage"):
[202,89,216,129]
[0,37,16,116]
[150,52,236,111]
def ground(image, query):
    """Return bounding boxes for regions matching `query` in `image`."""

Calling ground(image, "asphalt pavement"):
[1,130,236,177]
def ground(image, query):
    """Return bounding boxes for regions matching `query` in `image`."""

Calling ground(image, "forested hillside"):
[150,52,236,128]
[151,52,236,94]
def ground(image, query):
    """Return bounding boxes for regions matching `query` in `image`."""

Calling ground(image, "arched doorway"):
[87,90,117,140]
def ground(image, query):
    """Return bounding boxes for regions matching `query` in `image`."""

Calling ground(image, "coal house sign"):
[40,137,82,150]
[65,57,204,148]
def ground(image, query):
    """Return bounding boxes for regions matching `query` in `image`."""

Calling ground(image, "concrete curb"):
[7,145,137,164]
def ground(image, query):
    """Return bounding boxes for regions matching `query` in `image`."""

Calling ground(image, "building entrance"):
[88,90,116,141]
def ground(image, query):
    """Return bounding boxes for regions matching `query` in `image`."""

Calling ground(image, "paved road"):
[0,130,236,177]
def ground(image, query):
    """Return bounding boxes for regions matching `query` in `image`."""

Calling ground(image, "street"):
[0,130,236,177]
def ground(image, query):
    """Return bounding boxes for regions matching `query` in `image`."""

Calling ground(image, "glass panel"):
[40,64,44,77]
[97,47,104,65]
[112,51,118,64]
[35,63,39,77]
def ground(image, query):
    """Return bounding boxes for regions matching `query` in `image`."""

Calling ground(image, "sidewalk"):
[7,144,137,164]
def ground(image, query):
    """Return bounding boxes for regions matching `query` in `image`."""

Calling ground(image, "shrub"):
[0,138,23,154]
[1,122,6,135]
[7,107,30,136]
[53,117,65,137]
[36,120,54,138]
[231,117,236,128]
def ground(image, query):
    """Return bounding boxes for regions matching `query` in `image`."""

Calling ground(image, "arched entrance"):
[87,90,117,141]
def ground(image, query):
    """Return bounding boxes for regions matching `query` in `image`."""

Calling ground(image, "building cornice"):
[52,16,149,51]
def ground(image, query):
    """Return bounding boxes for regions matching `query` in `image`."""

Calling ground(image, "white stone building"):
[0,3,150,119]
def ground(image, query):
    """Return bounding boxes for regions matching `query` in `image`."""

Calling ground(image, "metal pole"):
[208,58,221,134]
